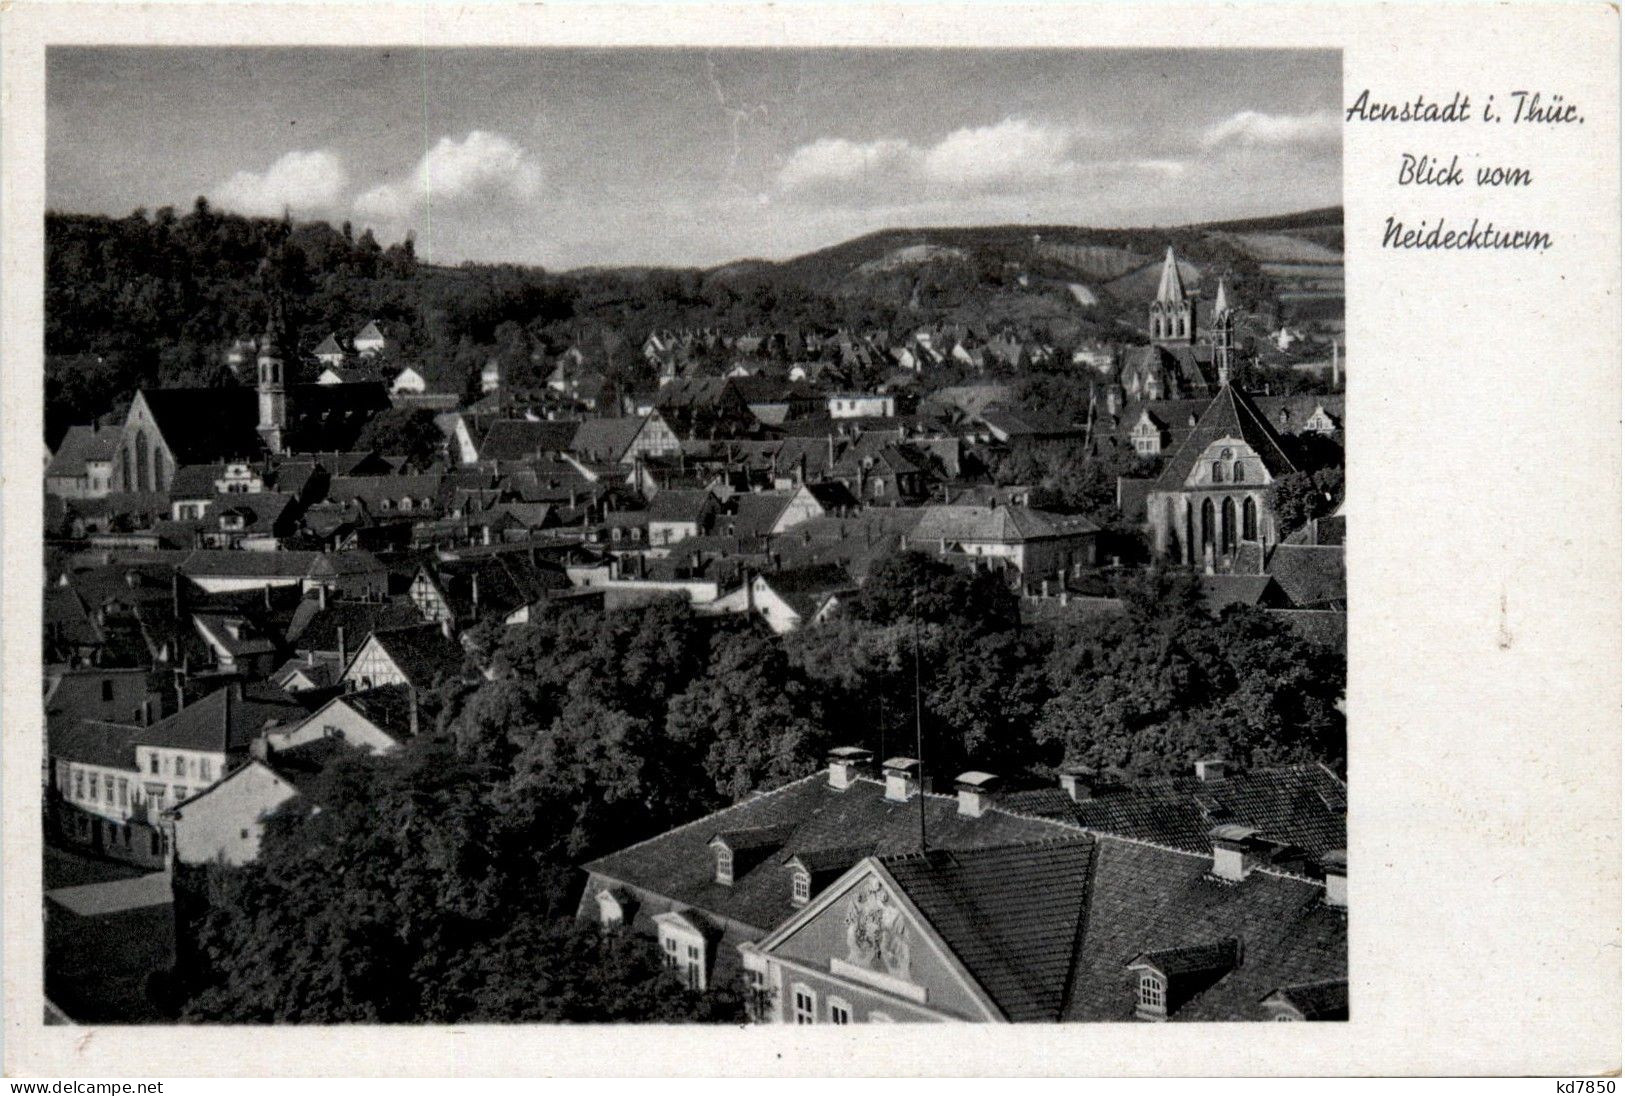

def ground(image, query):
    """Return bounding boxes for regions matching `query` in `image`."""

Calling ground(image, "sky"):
[48,47,1341,270]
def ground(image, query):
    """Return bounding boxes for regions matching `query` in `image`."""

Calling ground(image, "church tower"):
[1212,278,1235,387]
[1148,246,1196,345]
[256,321,287,454]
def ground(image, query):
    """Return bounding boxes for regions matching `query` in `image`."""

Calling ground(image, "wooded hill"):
[44,200,1342,444]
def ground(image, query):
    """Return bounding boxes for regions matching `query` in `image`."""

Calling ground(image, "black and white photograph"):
[37,41,1351,1027]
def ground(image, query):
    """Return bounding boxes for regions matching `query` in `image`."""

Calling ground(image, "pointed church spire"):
[1155,246,1187,305]
[1149,246,1196,345]
[1212,277,1235,388]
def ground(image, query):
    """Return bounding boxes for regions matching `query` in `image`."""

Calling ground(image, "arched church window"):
[1221,497,1237,552]
[134,430,150,492]
[1212,461,1223,483]
[153,447,166,492]
[1201,498,1215,547]
[1243,497,1258,541]
[1220,448,1233,460]
[1233,461,1244,483]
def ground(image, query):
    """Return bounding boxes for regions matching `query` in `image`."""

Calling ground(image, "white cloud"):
[212,149,349,217]
[776,137,920,195]
[777,117,1080,200]
[920,118,1075,187]
[1200,110,1340,151]
[355,131,543,223]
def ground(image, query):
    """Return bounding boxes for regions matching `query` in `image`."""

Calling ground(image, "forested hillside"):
[44,200,1342,444]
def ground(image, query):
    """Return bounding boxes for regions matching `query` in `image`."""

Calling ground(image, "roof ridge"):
[1226,386,1298,471]
[582,771,826,870]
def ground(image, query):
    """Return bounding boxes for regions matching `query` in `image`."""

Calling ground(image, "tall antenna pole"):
[913,583,927,854]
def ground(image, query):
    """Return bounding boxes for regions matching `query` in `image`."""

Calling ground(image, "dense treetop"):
[174,560,1343,1022]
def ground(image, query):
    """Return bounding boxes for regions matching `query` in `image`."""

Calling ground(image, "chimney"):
[249,735,269,762]
[954,771,999,817]
[171,571,182,620]
[1058,764,1098,802]
[1322,849,1347,909]
[1195,758,1228,783]
[826,746,873,790]
[317,582,327,610]
[883,757,920,802]
[336,625,347,669]
[1208,824,1259,883]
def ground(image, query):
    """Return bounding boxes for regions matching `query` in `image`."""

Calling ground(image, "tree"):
[667,628,829,800]
[1268,469,1343,536]
[443,917,747,1023]
[1035,578,1345,779]
[851,551,1018,634]
[353,406,444,467]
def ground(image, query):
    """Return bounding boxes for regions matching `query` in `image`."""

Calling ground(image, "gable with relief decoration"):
[763,866,993,1020]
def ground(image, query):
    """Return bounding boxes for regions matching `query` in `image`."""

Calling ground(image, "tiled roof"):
[728,492,793,537]
[137,682,307,754]
[585,774,1076,933]
[213,492,298,531]
[570,417,645,462]
[1261,545,1345,609]
[192,613,278,657]
[998,765,1346,858]
[1131,938,1241,977]
[429,555,570,618]
[979,408,1083,439]
[648,488,716,524]
[882,839,1094,1022]
[1200,574,1281,609]
[180,549,322,578]
[758,564,856,619]
[49,717,144,770]
[305,550,387,576]
[910,504,1098,544]
[478,419,581,462]
[47,425,121,478]
[1265,977,1349,1019]
[1064,836,1346,1021]
[283,596,423,651]
[167,464,226,500]
[1253,395,1345,434]
[339,683,418,741]
[1152,386,1298,491]
[362,623,465,689]
[270,653,342,690]
[325,475,446,513]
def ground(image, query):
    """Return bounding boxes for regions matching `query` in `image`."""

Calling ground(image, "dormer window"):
[715,845,734,885]
[792,868,811,906]
[595,889,626,928]
[654,912,708,990]
[1138,973,1167,1019]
